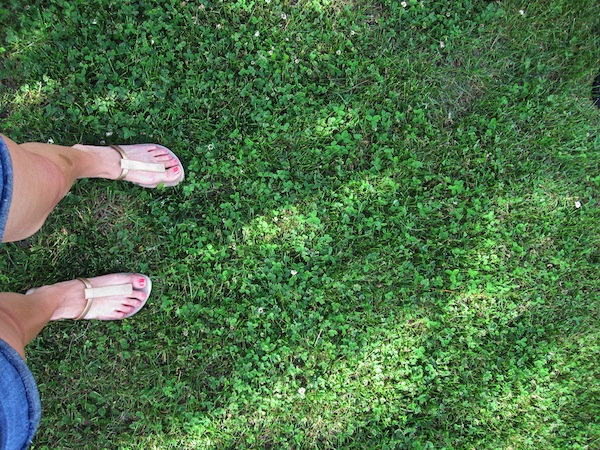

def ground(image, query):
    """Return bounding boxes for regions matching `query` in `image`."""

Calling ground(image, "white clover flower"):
[268,49,274,55]
[199,4,205,10]
[254,30,260,37]
[440,41,445,48]
[298,387,306,396]
[257,307,264,315]
[47,138,54,144]
[519,9,525,15]
[105,131,113,137]
[294,58,299,64]
[401,1,407,7]
[216,23,222,29]
[336,49,341,55]
[207,143,214,150]
[265,0,270,3]
[575,201,582,209]
[281,13,287,19]
[291,270,298,276]
[350,30,355,36]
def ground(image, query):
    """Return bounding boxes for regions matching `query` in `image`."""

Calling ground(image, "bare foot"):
[26,273,151,321]
[72,143,184,187]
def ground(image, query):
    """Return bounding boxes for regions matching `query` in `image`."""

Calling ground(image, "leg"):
[1,134,183,242]
[0,293,55,359]
[0,273,150,359]
[1,133,114,241]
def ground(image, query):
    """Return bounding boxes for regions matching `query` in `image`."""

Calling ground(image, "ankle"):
[71,144,121,179]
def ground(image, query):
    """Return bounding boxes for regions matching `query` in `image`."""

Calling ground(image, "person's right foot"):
[73,143,184,187]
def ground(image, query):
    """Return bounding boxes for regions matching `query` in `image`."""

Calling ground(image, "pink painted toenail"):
[139,278,146,286]
[173,167,180,174]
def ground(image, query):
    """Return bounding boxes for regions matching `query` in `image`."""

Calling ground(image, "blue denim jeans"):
[0,135,13,242]
[0,337,40,449]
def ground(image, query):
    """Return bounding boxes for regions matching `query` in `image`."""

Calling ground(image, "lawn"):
[1,0,599,448]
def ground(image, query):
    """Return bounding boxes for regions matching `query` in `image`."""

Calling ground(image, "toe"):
[149,147,171,157]
[114,311,128,320]
[122,305,136,315]
[131,275,149,290]
[123,298,142,309]
[153,154,176,164]
[166,166,183,181]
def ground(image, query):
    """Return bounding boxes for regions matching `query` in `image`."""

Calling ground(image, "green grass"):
[1,0,599,448]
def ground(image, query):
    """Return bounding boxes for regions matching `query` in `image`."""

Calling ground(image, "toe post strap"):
[75,277,133,320]
[110,145,166,182]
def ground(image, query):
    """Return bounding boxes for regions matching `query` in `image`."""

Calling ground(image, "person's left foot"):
[26,273,151,320]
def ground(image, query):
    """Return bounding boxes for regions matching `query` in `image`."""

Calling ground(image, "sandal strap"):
[110,145,166,181]
[74,277,133,320]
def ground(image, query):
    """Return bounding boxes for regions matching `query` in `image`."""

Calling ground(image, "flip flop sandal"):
[26,274,152,320]
[111,144,185,188]
[75,274,152,320]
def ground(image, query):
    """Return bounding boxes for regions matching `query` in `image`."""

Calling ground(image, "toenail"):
[139,278,146,286]
[173,167,180,174]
